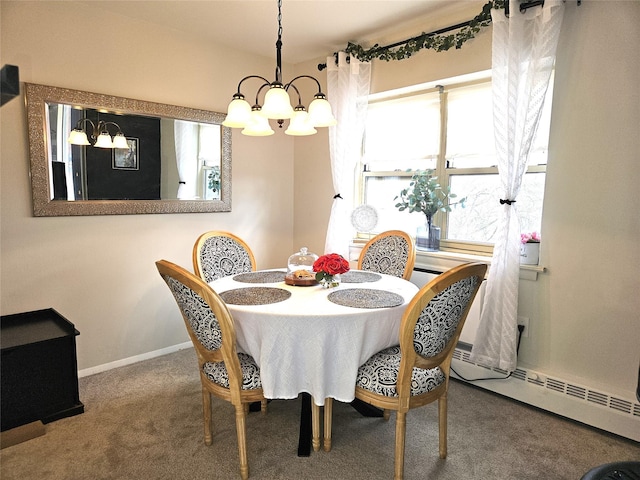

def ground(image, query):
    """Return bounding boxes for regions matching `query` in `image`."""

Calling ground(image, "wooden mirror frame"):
[25,83,232,216]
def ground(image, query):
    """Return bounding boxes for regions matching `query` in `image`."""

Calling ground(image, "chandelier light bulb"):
[242,108,275,136]
[285,109,317,136]
[308,96,337,127]
[223,96,252,128]
[94,132,114,148]
[261,84,294,119]
[112,132,130,149]
[68,129,90,146]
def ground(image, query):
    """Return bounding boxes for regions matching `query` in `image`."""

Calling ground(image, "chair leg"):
[394,411,407,480]
[439,393,448,459]
[261,398,268,414]
[383,408,391,421]
[323,398,333,452]
[311,399,321,452]
[234,404,250,480]
[203,388,213,446]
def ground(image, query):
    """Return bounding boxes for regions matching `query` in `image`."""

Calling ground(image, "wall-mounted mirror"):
[25,83,231,216]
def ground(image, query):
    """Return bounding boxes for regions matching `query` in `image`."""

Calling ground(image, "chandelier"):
[222,0,336,136]
[68,118,129,149]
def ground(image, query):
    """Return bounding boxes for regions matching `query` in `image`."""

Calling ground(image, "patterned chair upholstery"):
[193,231,256,283]
[156,260,266,480]
[353,262,487,480]
[358,230,416,280]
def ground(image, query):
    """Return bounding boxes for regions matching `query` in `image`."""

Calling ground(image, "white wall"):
[294,0,640,405]
[0,1,295,370]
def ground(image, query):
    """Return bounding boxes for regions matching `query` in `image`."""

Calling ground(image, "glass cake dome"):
[287,247,318,273]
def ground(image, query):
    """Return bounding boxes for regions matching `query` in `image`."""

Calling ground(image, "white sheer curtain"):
[470,0,565,371]
[174,120,199,199]
[324,51,371,257]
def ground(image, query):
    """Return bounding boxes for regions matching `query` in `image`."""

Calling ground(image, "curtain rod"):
[318,0,580,71]
[512,0,581,16]
[317,20,472,71]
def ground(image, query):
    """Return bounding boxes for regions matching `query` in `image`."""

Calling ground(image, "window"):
[197,123,222,200]
[357,73,552,254]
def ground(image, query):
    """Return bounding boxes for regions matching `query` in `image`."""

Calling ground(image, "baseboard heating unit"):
[451,347,640,443]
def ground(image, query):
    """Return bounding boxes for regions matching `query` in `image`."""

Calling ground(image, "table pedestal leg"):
[297,393,312,457]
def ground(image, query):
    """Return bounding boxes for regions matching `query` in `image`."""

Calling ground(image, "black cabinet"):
[1,308,84,431]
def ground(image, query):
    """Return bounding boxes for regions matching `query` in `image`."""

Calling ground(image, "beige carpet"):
[1,347,638,480]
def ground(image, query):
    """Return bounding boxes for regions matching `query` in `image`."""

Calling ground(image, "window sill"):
[415,249,545,281]
[349,242,545,281]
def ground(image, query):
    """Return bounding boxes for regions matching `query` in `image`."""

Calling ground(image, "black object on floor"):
[581,461,640,480]
[350,398,384,417]
[1,308,84,432]
[248,400,271,412]
[297,393,312,457]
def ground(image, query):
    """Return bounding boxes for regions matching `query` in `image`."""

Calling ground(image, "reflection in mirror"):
[26,83,231,216]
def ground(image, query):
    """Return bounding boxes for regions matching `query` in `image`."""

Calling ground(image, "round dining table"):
[209,269,419,405]
[209,268,419,456]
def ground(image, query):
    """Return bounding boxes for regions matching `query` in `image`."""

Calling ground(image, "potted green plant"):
[394,169,465,251]
[207,166,221,199]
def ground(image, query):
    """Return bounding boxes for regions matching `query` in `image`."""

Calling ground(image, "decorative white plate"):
[351,205,378,232]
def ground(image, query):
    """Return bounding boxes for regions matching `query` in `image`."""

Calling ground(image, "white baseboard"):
[451,348,640,443]
[78,341,192,378]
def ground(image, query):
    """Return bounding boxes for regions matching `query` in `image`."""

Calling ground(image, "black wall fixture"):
[0,65,19,107]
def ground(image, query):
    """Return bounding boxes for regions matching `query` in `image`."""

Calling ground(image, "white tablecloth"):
[210,270,419,405]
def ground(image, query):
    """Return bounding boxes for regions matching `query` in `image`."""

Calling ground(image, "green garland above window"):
[339,1,505,64]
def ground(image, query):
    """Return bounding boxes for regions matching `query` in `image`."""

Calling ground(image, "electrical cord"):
[450,324,525,382]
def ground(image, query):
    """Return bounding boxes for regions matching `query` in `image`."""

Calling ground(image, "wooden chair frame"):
[192,231,257,283]
[354,262,487,480]
[357,230,416,280]
[156,260,266,480]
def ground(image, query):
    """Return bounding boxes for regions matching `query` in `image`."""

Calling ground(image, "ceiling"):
[83,0,486,64]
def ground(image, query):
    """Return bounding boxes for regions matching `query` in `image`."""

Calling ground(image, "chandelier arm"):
[285,83,303,108]
[73,118,96,132]
[285,75,325,95]
[235,75,271,97]
[253,83,272,106]
[99,121,124,135]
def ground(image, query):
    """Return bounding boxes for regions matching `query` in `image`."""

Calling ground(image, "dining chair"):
[156,259,267,480]
[357,230,416,280]
[193,231,257,283]
[352,262,487,480]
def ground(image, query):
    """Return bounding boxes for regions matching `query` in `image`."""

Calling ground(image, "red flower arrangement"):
[313,253,350,283]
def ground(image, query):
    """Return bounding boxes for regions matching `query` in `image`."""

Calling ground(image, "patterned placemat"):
[341,271,382,283]
[220,287,291,305]
[327,289,404,309]
[233,271,286,284]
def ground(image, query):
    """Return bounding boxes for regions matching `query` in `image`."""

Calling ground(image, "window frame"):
[355,72,549,256]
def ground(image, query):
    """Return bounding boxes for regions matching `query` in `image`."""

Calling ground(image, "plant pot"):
[520,242,540,265]
[416,223,441,251]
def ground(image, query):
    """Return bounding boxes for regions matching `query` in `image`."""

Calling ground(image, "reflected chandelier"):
[68,118,129,149]
[222,0,336,136]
